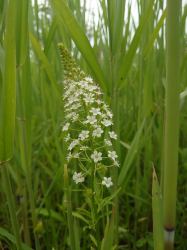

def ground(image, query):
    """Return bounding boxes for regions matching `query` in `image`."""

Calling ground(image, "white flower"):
[103,104,109,111]
[67,152,72,161]
[92,127,103,138]
[66,112,76,120]
[73,152,80,159]
[102,177,113,188]
[84,94,94,104]
[104,139,112,146]
[91,150,102,163]
[90,108,101,116]
[73,172,85,184]
[71,103,81,110]
[62,122,70,131]
[114,160,120,167]
[109,131,117,140]
[65,133,70,142]
[87,85,97,91]
[79,130,89,141]
[101,119,113,127]
[68,96,78,105]
[107,110,113,118]
[68,139,79,151]
[80,146,89,151]
[85,115,97,125]
[108,150,118,161]
[84,76,93,83]
[96,100,103,104]
[71,113,79,122]
[79,81,88,89]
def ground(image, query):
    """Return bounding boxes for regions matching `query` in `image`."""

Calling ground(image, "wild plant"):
[59,43,120,248]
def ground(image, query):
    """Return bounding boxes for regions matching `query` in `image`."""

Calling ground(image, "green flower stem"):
[64,164,76,250]
[163,0,181,249]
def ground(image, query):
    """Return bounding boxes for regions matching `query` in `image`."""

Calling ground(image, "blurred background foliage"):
[0,0,187,249]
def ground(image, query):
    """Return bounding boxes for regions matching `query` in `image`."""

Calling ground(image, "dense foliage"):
[0,0,187,249]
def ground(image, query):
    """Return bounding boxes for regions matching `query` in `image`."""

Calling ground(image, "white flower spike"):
[59,44,120,191]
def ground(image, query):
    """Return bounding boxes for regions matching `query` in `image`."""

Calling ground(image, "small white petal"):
[62,123,70,131]
[91,150,102,163]
[102,177,113,188]
[68,140,79,151]
[104,139,112,146]
[109,131,117,140]
[92,127,103,138]
[79,130,89,141]
[108,150,118,161]
[73,172,85,184]
[101,119,113,127]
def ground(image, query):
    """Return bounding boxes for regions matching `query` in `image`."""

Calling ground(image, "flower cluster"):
[59,44,119,189]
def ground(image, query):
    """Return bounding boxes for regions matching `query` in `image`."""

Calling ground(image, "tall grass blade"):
[163,0,181,249]
[152,167,164,250]
[117,0,153,88]
[0,0,16,162]
[143,9,166,58]
[118,119,145,186]
[52,0,107,92]
[0,227,33,250]
[30,32,56,86]
[101,214,115,250]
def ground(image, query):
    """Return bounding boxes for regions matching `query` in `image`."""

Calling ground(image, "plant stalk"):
[64,164,76,250]
[163,0,180,249]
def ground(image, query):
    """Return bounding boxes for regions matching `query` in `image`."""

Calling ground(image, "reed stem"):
[163,1,180,249]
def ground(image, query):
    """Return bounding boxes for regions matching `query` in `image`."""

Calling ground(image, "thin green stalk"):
[64,164,76,250]
[107,0,124,245]
[163,1,181,249]
[0,0,16,161]
[2,166,22,250]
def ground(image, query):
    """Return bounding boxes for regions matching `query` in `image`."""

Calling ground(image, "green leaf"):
[118,119,146,186]
[0,0,17,162]
[143,9,166,58]
[30,32,56,86]
[52,0,107,92]
[0,227,33,250]
[35,208,64,222]
[16,0,29,66]
[118,1,154,87]
[152,167,164,250]
[101,215,114,250]
[72,211,90,225]
[44,19,58,55]
[89,234,98,247]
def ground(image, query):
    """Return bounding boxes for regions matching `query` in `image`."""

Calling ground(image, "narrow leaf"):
[0,0,17,162]
[152,167,164,250]
[118,119,145,186]
[118,1,153,87]
[52,0,107,92]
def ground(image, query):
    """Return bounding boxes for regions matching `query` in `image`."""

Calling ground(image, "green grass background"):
[0,0,187,249]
